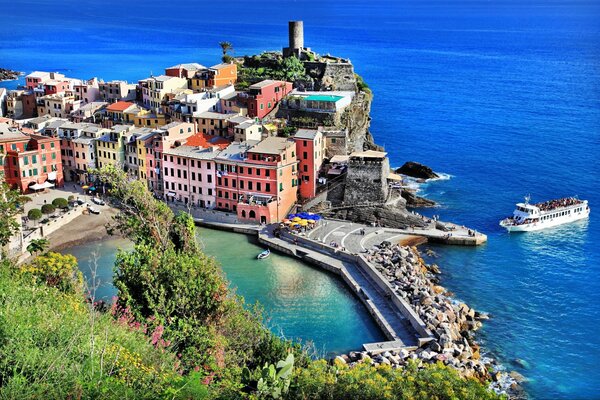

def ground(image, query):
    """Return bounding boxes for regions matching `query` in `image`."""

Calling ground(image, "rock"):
[380,356,391,365]
[334,356,347,365]
[509,371,527,383]
[428,341,442,353]
[396,161,439,180]
[512,358,531,369]
[475,311,490,320]
[399,349,410,359]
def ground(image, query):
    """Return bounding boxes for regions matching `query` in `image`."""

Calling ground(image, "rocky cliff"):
[0,68,21,82]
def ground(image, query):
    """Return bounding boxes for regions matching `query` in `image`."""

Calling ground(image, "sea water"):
[6,1,600,397]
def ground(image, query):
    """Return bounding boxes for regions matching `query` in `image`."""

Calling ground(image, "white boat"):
[257,249,270,259]
[500,196,590,232]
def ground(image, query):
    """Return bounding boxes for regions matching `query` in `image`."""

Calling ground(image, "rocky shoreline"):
[334,242,526,399]
[0,68,22,82]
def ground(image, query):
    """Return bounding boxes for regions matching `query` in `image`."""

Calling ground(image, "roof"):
[112,125,132,134]
[194,111,235,120]
[294,128,319,140]
[220,91,239,100]
[26,71,50,78]
[72,136,96,144]
[248,136,294,155]
[60,122,90,130]
[0,124,29,141]
[149,75,177,82]
[350,150,387,159]
[106,101,134,112]
[249,80,288,89]
[387,173,403,181]
[210,63,235,70]
[217,141,259,161]
[228,115,253,125]
[166,63,205,70]
[236,121,259,130]
[28,115,53,124]
[329,155,350,164]
[185,133,231,150]
[164,145,221,159]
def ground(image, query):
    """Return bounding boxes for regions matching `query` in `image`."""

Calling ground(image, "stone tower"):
[283,20,310,58]
[288,21,304,50]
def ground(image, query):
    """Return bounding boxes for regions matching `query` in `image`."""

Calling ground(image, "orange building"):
[190,63,237,90]
[215,137,298,224]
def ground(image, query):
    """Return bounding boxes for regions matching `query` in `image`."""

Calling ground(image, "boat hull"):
[500,209,590,232]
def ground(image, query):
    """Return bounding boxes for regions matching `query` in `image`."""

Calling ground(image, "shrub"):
[41,204,56,215]
[52,197,68,209]
[68,195,75,201]
[27,208,43,221]
[20,252,82,293]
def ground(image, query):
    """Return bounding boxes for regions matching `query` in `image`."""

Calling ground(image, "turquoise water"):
[62,228,385,356]
[5,0,600,396]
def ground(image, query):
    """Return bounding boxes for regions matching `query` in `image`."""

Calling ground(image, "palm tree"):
[27,238,49,256]
[219,41,233,56]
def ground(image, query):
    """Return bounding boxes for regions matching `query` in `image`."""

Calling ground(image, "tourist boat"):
[257,249,270,259]
[499,196,590,232]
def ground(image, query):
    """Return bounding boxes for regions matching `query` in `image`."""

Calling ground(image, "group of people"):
[535,197,581,211]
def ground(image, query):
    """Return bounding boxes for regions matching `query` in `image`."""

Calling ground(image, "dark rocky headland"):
[0,68,22,81]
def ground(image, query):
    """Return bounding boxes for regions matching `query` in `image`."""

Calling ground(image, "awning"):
[41,182,54,189]
[167,191,176,197]
[29,183,44,190]
[47,171,57,181]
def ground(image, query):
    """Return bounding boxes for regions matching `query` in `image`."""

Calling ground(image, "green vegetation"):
[52,197,69,209]
[219,41,233,64]
[27,208,42,223]
[0,183,22,247]
[355,73,372,96]
[41,203,56,215]
[238,54,309,87]
[26,237,49,256]
[0,172,502,399]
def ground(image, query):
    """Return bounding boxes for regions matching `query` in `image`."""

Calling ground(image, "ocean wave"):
[428,172,453,182]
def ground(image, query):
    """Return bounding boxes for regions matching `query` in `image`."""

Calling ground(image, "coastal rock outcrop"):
[400,190,436,208]
[0,68,21,82]
[396,161,439,180]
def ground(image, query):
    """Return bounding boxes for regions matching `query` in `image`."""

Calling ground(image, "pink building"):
[293,128,325,200]
[238,80,293,119]
[162,145,220,208]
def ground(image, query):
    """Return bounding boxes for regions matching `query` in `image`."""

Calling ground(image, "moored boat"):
[500,196,590,232]
[257,249,270,259]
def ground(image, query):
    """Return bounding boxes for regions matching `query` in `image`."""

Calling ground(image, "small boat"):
[500,195,590,232]
[257,249,270,259]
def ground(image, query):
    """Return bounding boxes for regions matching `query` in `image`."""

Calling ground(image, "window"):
[257,182,261,191]
[248,181,253,190]
[279,183,283,192]
[23,157,28,165]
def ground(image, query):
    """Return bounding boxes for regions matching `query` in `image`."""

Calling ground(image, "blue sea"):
[2,1,599,398]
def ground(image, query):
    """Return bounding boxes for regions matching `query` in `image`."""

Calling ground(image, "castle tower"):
[283,20,310,58]
[288,21,304,50]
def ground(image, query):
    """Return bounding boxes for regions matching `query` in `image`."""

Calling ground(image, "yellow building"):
[96,125,134,169]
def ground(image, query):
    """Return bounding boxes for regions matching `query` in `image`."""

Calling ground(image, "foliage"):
[18,195,32,204]
[0,183,22,247]
[20,251,82,293]
[0,262,208,400]
[41,203,56,215]
[356,73,372,96]
[219,41,233,55]
[27,208,42,221]
[26,238,49,255]
[68,195,75,201]
[242,353,295,399]
[279,126,297,138]
[238,55,308,86]
[52,197,69,209]
[288,359,502,400]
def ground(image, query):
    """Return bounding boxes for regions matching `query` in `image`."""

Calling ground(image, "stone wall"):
[344,157,390,204]
[303,61,357,91]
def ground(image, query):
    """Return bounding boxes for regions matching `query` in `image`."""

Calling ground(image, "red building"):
[215,137,298,224]
[238,80,292,119]
[44,80,70,95]
[293,128,325,200]
[0,124,63,193]
[164,63,205,79]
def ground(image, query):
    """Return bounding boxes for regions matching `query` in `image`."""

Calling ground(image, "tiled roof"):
[106,101,134,112]
[185,133,230,150]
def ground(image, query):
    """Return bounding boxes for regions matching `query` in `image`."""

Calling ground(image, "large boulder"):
[396,161,439,180]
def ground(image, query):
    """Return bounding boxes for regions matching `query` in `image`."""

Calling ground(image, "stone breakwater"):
[336,243,526,399]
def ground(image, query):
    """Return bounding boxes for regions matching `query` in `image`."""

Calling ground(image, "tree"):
[27,209,42,225]
[0,183,22,248]
[219,41,233,63]
[41,204,56,216]
[26,238,49,256]
[52,197,69,210]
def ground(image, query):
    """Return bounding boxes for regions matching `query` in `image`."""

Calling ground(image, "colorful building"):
[293,128,325,200]
[0,124,63,192]
[162,145,220,207]
[189,63,237,91]
[164,63,205,79]
[238,80,293,119]
[139,75,188,109]
[96,125,134,169]
[98,80,136,103]
[215,136,298,224]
